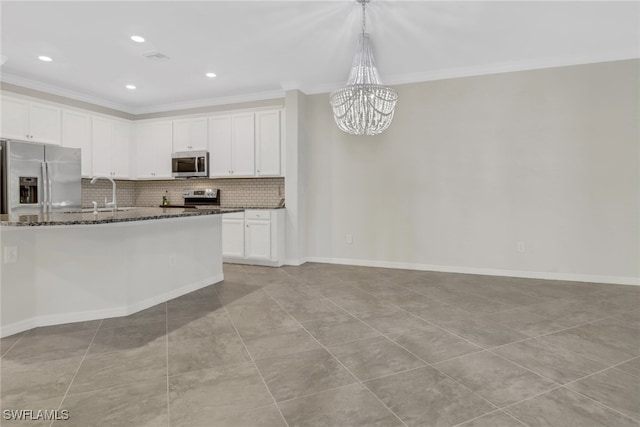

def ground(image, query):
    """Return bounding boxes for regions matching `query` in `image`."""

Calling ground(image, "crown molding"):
[303,50,640,95]
[131,90,286,115]
[0,72,136,114]
[2,51,637,115]
[0,72,285,116]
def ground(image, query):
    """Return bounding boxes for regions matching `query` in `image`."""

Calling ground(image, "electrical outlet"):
[345,234,353,244]
[169,254,177,267]
[4,246,18,264]
[517,241,526,252]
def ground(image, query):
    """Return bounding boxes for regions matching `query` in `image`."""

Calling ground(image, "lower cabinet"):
[222,209,285,266]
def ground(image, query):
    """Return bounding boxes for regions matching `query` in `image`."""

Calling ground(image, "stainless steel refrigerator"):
[1,140,81,215]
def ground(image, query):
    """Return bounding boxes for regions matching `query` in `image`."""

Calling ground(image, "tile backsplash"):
[82,179,136,208]
[82,178,284,208]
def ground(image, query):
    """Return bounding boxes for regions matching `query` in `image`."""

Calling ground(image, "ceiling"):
[1,1,638,114]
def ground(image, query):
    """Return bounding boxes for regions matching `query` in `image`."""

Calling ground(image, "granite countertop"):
[226,206,285,210]
[0,207,245,227]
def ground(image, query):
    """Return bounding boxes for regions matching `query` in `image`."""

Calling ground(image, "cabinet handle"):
[246,224,249,227]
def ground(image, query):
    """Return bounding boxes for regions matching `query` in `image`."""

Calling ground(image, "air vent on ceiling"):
[142,51,170,61]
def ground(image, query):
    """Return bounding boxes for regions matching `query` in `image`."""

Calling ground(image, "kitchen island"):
[0,207,242,337]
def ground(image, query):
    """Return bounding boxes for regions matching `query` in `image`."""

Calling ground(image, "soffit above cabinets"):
[1,1,637,115]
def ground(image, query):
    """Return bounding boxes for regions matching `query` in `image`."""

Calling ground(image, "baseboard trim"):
[305,257,639,286]
[283,258,308,266]
[0,274,224,338]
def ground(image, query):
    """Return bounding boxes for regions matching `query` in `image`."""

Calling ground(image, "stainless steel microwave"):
[171,151,209,178]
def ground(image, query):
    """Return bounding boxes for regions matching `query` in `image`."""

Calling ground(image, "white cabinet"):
[61,110,92,177]
[222,209,285,266]
[245,211,271,260]
[112,121,131,178]
[91,116,131,179]
[135,121,173,179]
[232,114,255,176]
[222,212,245,258]
[172,118,208,152]
[209,113,255,177]
[1,96,61,144]
[255,110,281,176]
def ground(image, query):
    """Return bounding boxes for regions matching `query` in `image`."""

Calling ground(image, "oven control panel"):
[182,189,218,199]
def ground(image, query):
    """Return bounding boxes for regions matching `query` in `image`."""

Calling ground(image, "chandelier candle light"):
[330,0,398,136]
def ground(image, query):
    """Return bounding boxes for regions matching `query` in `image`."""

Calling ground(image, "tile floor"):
[1,263,639,427]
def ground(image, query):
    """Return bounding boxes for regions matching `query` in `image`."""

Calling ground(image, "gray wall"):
[304,60,639,282]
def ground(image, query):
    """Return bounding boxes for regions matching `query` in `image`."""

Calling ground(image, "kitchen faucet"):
[90,176,117,211]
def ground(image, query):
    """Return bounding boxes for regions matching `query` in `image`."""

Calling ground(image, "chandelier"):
[330,0,398,136]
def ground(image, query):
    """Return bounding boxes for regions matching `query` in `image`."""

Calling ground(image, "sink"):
[65,207,137,213]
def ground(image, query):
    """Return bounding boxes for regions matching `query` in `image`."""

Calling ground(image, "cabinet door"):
[222,218,245,258]
[134,123,155,178]
[209,116,233,177]
[62,110,92,177]
[173,118,208,152]
[91,116,112,177]
[245,219,271,260]
[232,113,255,176]
[111,120,131,178]
[29,102,61,145]
[172,119,191,152]
[255,110,281,176]
[189,118,208,151]
[151,121,173,178]
[1,96,29,140]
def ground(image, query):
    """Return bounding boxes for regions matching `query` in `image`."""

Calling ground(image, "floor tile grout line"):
[211,284,291,427]
[500,381,640,427]
[285,267,640,424]
[268,274,410,427]
[51,319,103,427]
[320,280,496,354]
[344,275,640,419]
[0,332,27,359]
[561,381,640,424]
[555,353,640,390]
[286,266,640,375]
[348,315,502,416]
[393,278,635,326]
[344,275,638,372]
[450,408,530,427]
[559,383,640,424]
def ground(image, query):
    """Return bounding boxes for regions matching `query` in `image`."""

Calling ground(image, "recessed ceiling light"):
[125,84,136,90]
[130,35,145,43]
[38,56,53,62]
[206,72,216,78]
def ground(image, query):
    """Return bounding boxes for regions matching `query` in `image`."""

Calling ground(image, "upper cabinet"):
[61,110,93,177]
[255,110,281,177]
[135,121,173,179]
[209,114,255,177]
[209,109,282,178]
[1,96,61,145]
[172,118,208,152]
[1,92,284,181]
[91,116,131,179]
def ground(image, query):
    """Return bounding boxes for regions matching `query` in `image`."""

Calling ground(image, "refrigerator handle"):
[41,161,48,213]
[47,161,53,211]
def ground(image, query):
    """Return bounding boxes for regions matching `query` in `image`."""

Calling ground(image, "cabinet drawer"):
[223,212,245,220]
[245,210,271,220]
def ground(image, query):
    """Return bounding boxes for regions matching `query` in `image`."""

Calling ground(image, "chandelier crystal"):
[330,0,398,136]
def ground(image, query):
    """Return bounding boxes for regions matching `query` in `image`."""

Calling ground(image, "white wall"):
[305,60,639,284]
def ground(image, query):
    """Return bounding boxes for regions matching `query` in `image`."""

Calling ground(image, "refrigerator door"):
[45,145,81,212]
[6,140,45,214]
